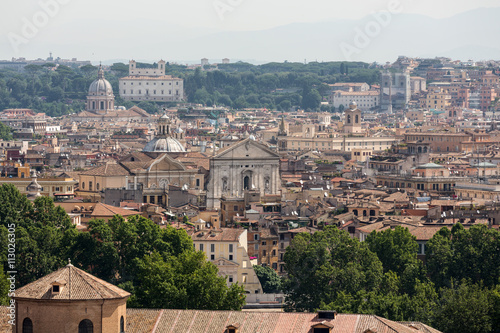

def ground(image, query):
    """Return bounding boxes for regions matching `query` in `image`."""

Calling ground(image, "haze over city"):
[1,0,500,63]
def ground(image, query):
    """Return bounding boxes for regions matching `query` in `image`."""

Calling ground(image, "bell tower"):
[343,101,362,134]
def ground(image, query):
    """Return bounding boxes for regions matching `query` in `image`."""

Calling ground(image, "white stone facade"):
[119,60,184,102]
[207,139,281,209]
[329,90,379,109]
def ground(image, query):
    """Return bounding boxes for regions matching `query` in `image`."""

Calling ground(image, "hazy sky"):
[1,0,499,62]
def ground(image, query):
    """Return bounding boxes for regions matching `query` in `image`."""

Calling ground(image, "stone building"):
[206,138,281,209]
[119,60,184,102]
[13,263,129,333]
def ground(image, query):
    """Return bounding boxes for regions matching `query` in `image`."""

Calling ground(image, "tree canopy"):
[0,184,246,310]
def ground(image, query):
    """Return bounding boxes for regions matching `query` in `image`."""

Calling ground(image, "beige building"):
[119,60,184,102]
[190,227,263,294]
[426,87,451,110]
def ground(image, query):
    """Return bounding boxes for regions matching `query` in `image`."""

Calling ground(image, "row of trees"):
[0,184,245,310]
[282,225,500,333]
[0,61,379,117]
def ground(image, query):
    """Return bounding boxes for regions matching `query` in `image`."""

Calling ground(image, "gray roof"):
[143,137,185,153]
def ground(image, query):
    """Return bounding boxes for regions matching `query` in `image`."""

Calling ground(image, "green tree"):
[433,280,492,333]
[282,226,383,312]
[365,226,427,295]
[0,122,12,140]
[426,224,500,288]
[254,265,282,293]
[130,251,245,310]
[0,265,9,305]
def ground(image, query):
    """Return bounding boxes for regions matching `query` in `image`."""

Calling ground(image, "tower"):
[344,101,362,134]
[277,116,288,151]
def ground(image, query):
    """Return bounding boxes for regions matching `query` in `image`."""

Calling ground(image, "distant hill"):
[3,7,499,63]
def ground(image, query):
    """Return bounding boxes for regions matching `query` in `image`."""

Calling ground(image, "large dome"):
[143,137,186,153]
[88,66,113,96]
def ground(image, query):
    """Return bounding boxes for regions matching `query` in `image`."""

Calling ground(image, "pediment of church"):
[215,139,279,160]
[215,257,239,267]
[147,154,186,172]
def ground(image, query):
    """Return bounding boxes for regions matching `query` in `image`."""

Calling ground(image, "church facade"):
[207,139,280,209]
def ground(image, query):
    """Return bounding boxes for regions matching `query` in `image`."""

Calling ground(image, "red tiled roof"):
[14,264,130,301]
[91,203,140,217]
[123,310,441,333]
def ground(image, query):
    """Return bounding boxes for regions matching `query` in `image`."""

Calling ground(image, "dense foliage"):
[254,265,282,293]
[0,61,379,117]
[0,122,12,140]
[0,184,245,310]
[283,225,500,333]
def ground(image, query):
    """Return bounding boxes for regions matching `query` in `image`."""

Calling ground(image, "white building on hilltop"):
[119,60,184,102]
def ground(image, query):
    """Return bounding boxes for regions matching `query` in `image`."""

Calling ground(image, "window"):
[254,244,259,250]
[229,244,233,252]
[262,241,267,246]
[233,205,238,211]
[120,316,125,333]
[263,250,267,256]
[96,183,99,190]
[196,179,200,187]
[229,254,233,261]
[254,234,259,240]
[210,254,215,260]
[82,182,85,189]
[272,263,278,270]
[78,319,93,333]
[210,244,215,252]
[272,241,277,245]
[228,275,233,283]
[22,318,33,333]
[89,181,93,191]
[200,244,204,251]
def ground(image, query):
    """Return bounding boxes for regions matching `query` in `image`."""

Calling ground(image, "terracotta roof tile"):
[79,163,130,176]
[14,264,130,301]
[91,203,141,217]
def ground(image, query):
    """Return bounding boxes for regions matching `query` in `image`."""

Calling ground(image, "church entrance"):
[244,176,250,190]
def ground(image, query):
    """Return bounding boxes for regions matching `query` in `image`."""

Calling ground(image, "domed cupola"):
[86,64,115,114]
[143,114,186,153]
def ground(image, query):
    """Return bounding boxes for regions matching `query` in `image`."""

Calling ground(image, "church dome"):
[88,65,113,96]
[349,101,357,110]
[143,113,185,153]
[143,137,186,153]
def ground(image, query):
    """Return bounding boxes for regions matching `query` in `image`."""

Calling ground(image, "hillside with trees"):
[0,61,379,117]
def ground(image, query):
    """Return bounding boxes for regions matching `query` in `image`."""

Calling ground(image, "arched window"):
[79,319,93,333]
[120,316,125,333]
[22,318,33,333]
[355,114,359,124]
[347,115,351,124]
[243,176,250,190]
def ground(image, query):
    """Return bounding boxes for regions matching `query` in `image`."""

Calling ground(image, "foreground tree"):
[426,223,500,288]
[254,265,282,293]
[433,280,493,333]
[282,226,383,312]
[129,251,245,310]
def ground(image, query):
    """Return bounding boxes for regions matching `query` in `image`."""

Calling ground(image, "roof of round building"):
[14,263,130,300]
[143,136,186,153]
[416,162,444,169]
[88,65,114,96]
